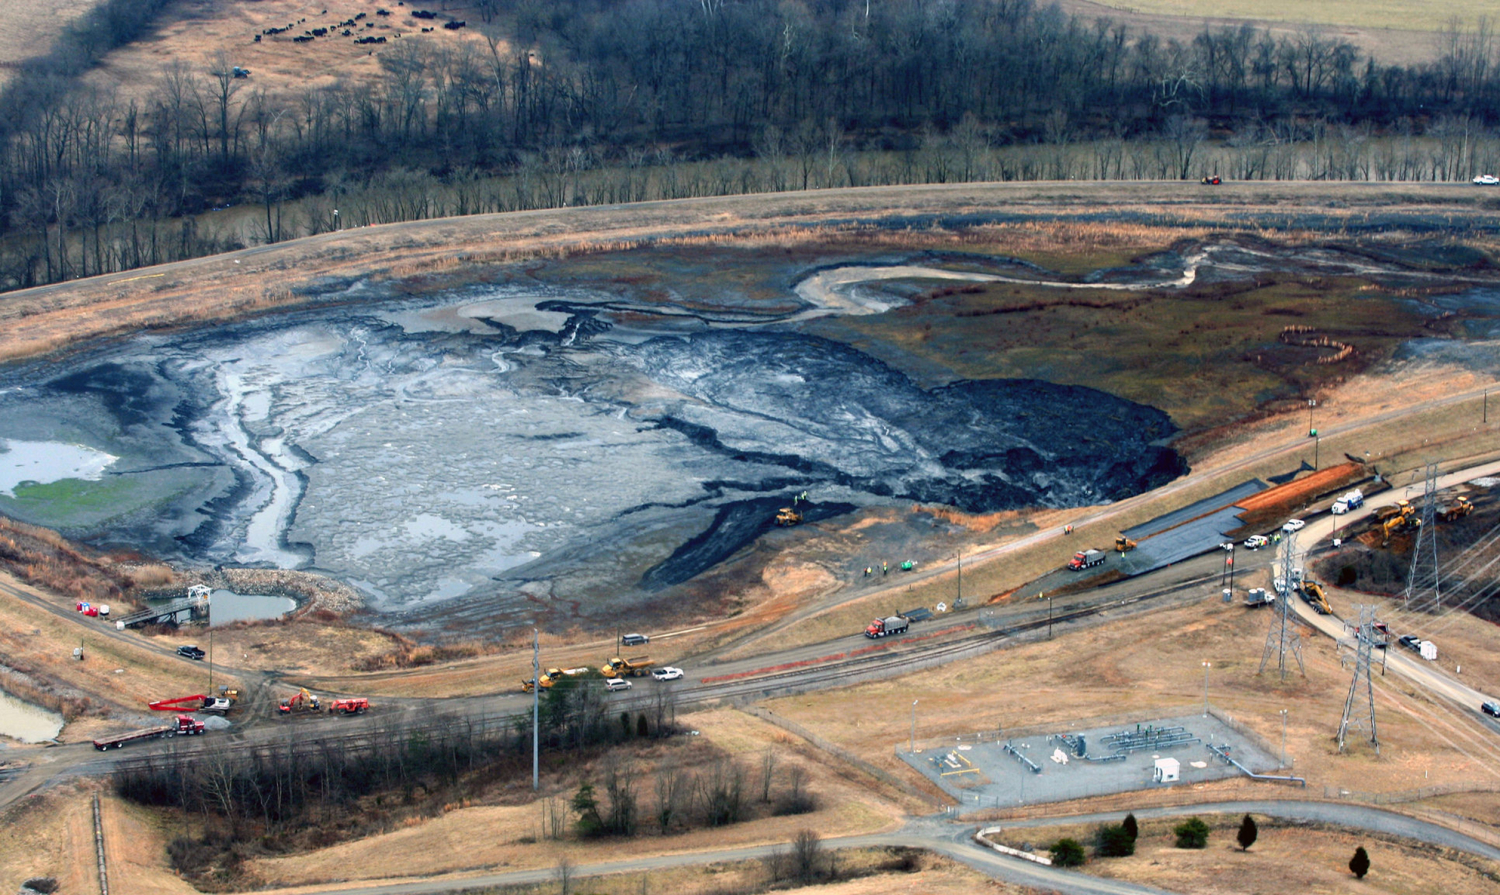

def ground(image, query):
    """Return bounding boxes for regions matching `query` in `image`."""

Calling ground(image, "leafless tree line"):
[2,1,1500,292]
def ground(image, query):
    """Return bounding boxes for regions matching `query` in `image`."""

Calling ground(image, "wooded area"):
[1,0,1498,291]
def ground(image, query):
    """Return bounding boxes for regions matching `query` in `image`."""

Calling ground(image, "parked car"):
[1243,535,1269,550]
[652,666,684,681]
[1397,635,1421,653]
[1481,701,1500,718]
[176,645,205,661]
[620,633,649,647]
[1474,174,1499,186]
[605,678,632,692]
[1282,518,1305,532]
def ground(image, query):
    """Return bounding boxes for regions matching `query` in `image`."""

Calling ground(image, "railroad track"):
[94,569,1228,775]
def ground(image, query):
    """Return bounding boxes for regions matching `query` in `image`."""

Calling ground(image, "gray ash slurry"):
[10,238,1479,624]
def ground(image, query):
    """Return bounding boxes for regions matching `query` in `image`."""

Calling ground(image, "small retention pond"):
[0,689,64,743]
[208,590,296,626]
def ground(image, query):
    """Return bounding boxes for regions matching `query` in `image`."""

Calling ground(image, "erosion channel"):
[0,250,1225,634]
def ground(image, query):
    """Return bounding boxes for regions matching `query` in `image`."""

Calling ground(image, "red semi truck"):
[92,715,205,750]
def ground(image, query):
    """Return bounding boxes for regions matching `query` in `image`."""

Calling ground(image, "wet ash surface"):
[6,232,1495,632]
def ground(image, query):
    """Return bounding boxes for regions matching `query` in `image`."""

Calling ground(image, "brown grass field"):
[766,594,1500,812]
[79,0,498,106]
[0,1,101,87]
[1059,0,1454,67]
[1007,814,1500,894]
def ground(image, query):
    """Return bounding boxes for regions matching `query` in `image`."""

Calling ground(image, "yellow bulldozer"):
[775,507,802,526]
[1115,536,1137,553]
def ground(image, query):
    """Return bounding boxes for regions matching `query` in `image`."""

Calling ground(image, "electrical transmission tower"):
[1259,531,1305,680]
[1404,461,1441,611]
[1337,605,1380,755]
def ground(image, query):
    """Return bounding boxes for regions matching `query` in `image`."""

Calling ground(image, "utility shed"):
[1153,757,1180,783]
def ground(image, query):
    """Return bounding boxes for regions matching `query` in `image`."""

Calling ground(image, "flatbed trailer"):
[92,715,204,750]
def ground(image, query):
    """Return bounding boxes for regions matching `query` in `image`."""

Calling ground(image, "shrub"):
[1098,823,1136,857]
[1122,812,1138,842]
[1050,838,1086,867]
[1237,814,1258,851]
[1350,845,1370,879]
[1174,817,1210,849]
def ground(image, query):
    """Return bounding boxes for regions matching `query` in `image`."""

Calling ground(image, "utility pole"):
[1280,708,1288,767]
[956,551,961,608]
[1047,595,1053,640]
[1202,661,1211,716]
[909,699,918,753]
[532,629,540,791]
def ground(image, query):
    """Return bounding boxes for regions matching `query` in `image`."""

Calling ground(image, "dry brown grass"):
[0,571,240,734]
[79,0,499,109]
[0,1,100,86]
[0,515,140,607]
[0,181,1493,366]
[1008,813,1500,894]
[241,708,908,890]
[765,593,1500,801]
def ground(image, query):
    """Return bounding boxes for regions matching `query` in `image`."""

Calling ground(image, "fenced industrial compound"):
[900,705,1285,811]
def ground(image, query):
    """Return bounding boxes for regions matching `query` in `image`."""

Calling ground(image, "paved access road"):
[1283,461,1500,718]
[265,799,1500,895]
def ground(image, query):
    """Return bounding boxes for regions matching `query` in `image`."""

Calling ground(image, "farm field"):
[1059,0,1450,66]
[0,0,100,87]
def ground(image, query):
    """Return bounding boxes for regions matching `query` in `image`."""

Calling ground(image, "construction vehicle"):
[1332,489,1365,514]
[864,615,910,638]
[521,667,592,692]
[775,507,802,526]
[1374,500,1412,522]
[1114,536,1137,553]
[1068,549,1106,570]
[1301,580,1331,615]
[328,697,370,715]
[278,688,321,714]
[93,715,204,750]
[1438,496,1473,522]
[602,656,654,678]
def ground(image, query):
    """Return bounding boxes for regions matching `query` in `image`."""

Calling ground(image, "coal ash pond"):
[0,281,1183,625]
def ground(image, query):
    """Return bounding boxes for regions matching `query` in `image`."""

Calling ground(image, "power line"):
[1337,604,1380,755]
[1404,461,1441,612]
[1259,531,1304,681]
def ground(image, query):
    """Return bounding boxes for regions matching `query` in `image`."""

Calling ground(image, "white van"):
[605,678,633,692]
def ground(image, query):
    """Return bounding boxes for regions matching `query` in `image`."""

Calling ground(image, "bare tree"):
[554,854,575,895]
[792,829,822,883]
[759,748,777,803]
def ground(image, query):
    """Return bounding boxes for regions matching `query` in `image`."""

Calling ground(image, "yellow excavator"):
[277,688,321,715]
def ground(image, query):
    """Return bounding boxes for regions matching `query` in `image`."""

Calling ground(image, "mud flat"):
[0,259,1187,630]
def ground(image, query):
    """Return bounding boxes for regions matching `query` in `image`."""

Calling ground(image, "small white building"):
[1153,757,1180,783]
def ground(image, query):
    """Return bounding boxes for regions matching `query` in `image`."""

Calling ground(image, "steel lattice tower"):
[1259,531,1305,680]
[1337,605,1380,755]
[1404,462,1442,611]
